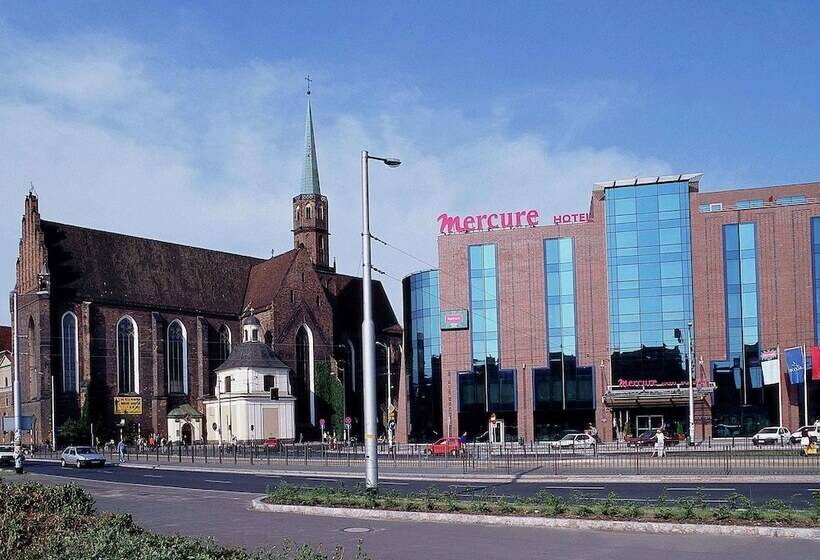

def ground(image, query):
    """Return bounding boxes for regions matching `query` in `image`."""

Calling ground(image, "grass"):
[0,478,370,560]
[264,484,820,528]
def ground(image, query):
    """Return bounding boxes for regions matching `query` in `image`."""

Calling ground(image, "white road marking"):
[102,471,114,474]
[306,477,337,482]
[667,487,736,492]
[143,474,163,478]
[540,486,605,490]
[204,479,232,484]
[381,481,409,486]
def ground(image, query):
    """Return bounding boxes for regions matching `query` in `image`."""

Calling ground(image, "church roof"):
[215,341,290,372]
[331,274,401,334]
[300,96,321,195]
[41,221,262,316]
[243,249,301,310]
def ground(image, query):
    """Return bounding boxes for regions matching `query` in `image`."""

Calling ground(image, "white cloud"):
[0,31,671,324]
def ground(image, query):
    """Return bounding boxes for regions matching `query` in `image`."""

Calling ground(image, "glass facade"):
[469,244,499,366]
[712,223,775,435]
[402,270,442,441]
[605,180,693,384]
[814,218,820,343]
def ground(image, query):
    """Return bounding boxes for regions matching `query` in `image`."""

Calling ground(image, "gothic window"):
[167,320,187,394]
[264,330,273,347]
[117,316,138,394]
[27,317,38,398]
[296,206,301,221]
[61,312,78,393]
[294,326,312,424]
[306,206,311,220]
[319,236,324,249]
[319,206,324,221]
[218,325,231,364]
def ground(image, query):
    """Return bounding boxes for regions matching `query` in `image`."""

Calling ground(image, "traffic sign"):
[344,416,352,427]
[319,418,326,428]
[388,420,396,431]
[490,413,497,425]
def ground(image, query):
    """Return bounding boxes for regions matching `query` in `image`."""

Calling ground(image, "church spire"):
[300,77,321,195]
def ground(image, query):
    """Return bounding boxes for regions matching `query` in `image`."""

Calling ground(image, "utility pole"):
[12,291,23,472]
[687,322,695,444]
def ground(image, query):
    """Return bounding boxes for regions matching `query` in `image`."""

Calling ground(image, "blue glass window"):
[813,219,820,343]
[605,181,693,384]
[777,195,807,206]
[469,245,499,366]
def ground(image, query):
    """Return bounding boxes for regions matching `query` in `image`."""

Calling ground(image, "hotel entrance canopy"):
[603,382,716,408]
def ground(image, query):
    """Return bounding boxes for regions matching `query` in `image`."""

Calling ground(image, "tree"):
[314,361,345,437]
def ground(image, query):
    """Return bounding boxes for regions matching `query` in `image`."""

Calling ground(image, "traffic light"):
[270,387,279,401]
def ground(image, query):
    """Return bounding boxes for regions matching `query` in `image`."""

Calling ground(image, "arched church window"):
[28,318,38,398]
[167,320,187,394]
[264,330,273,347]
[294,326,312,424]
[306,206,311,220]
[296,206,301,221]
[218,325,231,364]
[61,312,78,393]
[117,316,139,394]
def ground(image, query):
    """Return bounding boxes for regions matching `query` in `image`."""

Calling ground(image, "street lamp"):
[687,322,695,444]
[361,150,401,491]
[11,291,23,472]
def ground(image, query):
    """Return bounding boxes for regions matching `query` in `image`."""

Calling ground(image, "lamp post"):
[361,150,401,491]
[687,322,695,444]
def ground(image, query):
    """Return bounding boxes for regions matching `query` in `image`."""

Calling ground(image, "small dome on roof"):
[241,314,260,327]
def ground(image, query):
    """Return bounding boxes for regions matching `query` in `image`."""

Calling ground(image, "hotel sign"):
[441,309,469,330]
[114,396,143,415]
[553,212,591,224]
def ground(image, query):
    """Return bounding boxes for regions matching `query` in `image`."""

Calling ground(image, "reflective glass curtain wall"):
[814,218,820,343]
[605,181,693,383]
[403,270,442,441]
[712,223,771,434]
[469,244,499,366]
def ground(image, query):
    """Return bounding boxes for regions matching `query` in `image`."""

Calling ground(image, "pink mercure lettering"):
[437,213,465,234]
[477,214,487,230]
[488,213,499,228]
[500,212,513,228]
[462,215,476,231]
[526,209,539,226]
[515,210,526,227]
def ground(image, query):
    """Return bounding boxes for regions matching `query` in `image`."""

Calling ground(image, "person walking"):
[800,427,811,456]
[653,428,666,458]
[117,439,127,463]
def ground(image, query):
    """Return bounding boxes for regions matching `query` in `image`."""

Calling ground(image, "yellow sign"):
[114,396,143,415]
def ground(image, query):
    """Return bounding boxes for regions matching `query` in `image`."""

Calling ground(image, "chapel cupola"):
[241,313,261,343]
[293,80,330,269]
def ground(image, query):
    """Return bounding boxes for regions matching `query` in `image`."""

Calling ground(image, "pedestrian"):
[460,431,468,445]
[653,428,666,458]
[117,439,127,463]
[800,427,811,456]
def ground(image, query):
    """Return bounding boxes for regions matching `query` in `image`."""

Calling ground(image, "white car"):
[751,426,790,446]
[0,445,14,467]
[789,426,820,444]
[550,433,596,450]
[61,446,106,468]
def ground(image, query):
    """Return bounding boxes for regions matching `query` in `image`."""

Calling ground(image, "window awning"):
[603,382,716,409]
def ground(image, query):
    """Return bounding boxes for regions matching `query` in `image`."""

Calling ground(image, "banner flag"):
[784,346,805,384]
[749,366,763,389]
[812,345,820,381]
[760,347,780,385]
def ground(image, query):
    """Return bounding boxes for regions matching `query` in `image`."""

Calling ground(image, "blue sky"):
[1,2,819,318]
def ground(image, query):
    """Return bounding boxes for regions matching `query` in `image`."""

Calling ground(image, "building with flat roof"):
[403,174,820,442]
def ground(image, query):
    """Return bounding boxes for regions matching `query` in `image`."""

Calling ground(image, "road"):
[18,460,820,508]
[7,467,817,560]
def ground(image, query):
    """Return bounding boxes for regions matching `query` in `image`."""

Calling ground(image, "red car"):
[425,437,464,456]
[262,437,280,450]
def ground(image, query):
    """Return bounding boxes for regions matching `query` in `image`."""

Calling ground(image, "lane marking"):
[204,479,232,484]
[306,477,337,482]
[381,481,409,486]
[539,486,605,490]
[143,474,163,478]
[27,472,258,495]
[667,487,736,492]
[102,471,114,474]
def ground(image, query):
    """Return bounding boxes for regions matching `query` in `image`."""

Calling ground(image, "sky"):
[1,2,820,322]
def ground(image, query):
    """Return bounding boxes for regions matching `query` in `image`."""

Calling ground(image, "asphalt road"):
[9,470,818,560]
[16,460,820,508]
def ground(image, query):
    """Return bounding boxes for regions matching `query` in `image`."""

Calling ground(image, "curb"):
[250,497,820,540]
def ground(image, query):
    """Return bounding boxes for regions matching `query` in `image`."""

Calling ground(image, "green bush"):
[0,479,366,560]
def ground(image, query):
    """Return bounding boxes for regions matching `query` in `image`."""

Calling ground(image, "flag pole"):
[778,345,783,429]
[803,344,809,426]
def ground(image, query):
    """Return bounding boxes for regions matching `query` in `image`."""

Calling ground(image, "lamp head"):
[383,158,401,168]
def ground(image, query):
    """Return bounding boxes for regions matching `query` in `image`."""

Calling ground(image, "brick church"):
[8,93,402,445]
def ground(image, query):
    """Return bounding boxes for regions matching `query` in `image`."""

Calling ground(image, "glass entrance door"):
[636,414,664,434]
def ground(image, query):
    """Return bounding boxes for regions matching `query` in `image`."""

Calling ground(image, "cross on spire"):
[305,75,312,96]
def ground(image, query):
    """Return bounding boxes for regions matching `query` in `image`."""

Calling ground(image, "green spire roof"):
[300,95,321,195]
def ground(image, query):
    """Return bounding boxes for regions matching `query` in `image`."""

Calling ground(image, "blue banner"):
[784,346,805,384]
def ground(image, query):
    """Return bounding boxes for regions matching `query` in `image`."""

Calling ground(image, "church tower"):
[293,84,330,269]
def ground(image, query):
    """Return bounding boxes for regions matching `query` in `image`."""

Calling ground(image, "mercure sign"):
[438,209,539,234]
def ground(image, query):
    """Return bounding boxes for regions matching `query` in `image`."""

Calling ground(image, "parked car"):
[751,426,790,446]
[625,430,685,447]
[788,426,820,445]
[262,437,281,450]
[550,433,596,450]
[0,445,15,467]
[425,437,464,456]
[60,446,106,468]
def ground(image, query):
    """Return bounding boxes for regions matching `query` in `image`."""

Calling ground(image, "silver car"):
[61,446,106,468]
